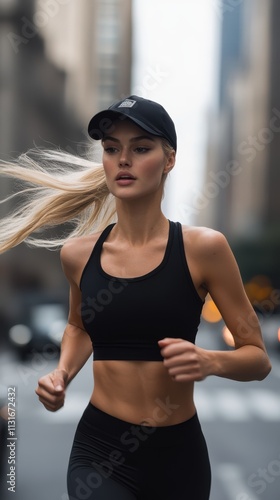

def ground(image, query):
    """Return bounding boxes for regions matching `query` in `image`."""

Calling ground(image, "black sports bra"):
[80,221,204,361]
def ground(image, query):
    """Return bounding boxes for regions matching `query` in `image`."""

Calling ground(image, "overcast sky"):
[131,0,221,224]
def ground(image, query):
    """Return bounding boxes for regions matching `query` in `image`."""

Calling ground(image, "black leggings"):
[67,403,211,500]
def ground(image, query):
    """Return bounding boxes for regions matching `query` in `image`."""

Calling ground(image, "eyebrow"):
[102,135,156,143]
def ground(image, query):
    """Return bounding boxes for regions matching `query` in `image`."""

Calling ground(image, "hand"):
[35,368,68,412]
[158,338,211,382]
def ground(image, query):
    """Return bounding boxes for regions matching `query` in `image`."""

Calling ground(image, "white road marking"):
[247,389,280,420]
[216,463,259,500]
[35,387,280,424]
[270,355,280,378]
[37,394,89,423]
[194,387,280,422]
[213,389,252,420]
[193,388,217,420]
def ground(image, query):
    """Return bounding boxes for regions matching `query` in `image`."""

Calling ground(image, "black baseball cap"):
[88,95,177,151]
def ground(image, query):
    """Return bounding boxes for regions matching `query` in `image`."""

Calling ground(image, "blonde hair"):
[0,148,116,253]
[0,139,174,254]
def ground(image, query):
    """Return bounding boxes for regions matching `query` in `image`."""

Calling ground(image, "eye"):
[134,147,151,153]
[103,146,118,154]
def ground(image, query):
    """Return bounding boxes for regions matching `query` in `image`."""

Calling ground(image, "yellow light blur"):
[222,326,235,347]
[245,275,273,303]
[202,297,222,323]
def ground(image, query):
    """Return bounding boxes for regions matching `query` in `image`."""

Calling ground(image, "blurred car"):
[8,293,68,361]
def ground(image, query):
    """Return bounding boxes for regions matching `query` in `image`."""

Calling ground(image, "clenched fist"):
[158,338,212,382]
[35,368,69,412]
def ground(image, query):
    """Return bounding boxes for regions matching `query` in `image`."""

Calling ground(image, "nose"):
[118,149,131,167]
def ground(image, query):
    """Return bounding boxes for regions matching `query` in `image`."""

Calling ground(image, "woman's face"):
[101,120,175,200]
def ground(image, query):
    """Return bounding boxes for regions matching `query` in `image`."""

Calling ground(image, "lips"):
[115,172,136,180]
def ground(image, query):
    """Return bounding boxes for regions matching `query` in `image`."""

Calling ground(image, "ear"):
[163,151,176,174]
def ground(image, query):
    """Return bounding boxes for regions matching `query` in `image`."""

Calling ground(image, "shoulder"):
[60,233,102,283]
[60,233,101,262]
[60,234,100,261]
[181,224,231,258]
[181,225,241,289]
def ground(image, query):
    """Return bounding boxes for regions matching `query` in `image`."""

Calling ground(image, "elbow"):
[256,356,272,381]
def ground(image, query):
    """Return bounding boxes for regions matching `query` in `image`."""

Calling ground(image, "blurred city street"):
[0,1,280,500]
[0,324,280,500]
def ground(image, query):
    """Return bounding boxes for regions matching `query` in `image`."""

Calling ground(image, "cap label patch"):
[118,99,136,108]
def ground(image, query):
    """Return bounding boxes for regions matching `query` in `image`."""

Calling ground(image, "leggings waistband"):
[80,402,201,448]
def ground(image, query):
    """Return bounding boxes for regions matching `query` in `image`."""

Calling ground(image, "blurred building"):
[36,0,132,126]
[197,0,280,288]
[0,0,132,331]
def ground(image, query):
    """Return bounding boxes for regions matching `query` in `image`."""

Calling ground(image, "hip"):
[68,403,211,499]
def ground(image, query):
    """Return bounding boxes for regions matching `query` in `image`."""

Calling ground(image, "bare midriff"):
[90,360,196,426]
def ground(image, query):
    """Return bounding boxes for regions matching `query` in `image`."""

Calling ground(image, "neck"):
[113,199,169,245]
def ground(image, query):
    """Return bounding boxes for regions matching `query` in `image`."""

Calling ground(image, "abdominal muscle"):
[90,360,196,426]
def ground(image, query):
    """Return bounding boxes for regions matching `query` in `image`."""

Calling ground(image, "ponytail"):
[0,148,116,253]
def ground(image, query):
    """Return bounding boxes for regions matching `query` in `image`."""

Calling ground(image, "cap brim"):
[88,110,163,141]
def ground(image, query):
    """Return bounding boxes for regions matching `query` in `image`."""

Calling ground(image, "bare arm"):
[36,240,93,411]
[159,229,271,383]
[56,324,92,383]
